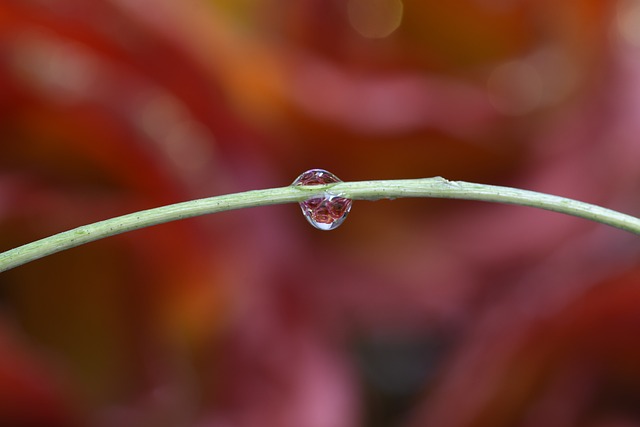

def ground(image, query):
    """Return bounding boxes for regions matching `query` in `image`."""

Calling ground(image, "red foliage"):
[0,0,639,426]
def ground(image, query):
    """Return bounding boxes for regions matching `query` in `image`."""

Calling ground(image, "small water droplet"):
[292,169,353,231]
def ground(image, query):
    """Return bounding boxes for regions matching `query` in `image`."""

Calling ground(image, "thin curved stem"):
[0,177,638,272]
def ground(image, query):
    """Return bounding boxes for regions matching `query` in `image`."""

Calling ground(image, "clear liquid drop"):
[292,169,353,231]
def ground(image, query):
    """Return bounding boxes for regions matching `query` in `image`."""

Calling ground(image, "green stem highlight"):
[1,177,638,272]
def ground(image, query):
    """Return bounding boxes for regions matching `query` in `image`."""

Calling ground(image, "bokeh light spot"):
[10,30,98,104]
[347,0,404,39]
[135,92,216,177]
[617,0,640,47]
[487,60,543,115]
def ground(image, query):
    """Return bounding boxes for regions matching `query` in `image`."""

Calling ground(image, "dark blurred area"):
[0,0,640,426]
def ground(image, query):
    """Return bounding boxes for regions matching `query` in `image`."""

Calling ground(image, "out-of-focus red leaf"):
[0,0,639,426]
[0,319,80,427]
[408,266,640,427]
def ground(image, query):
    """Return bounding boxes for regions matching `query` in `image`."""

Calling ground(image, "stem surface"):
[1,177,638,272]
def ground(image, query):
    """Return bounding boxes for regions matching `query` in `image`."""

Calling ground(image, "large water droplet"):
[292,169,353,231]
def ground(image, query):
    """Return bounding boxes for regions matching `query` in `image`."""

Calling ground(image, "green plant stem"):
[1,177,638,273]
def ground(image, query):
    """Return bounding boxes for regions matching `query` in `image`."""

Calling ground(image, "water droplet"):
[292,169,353,231]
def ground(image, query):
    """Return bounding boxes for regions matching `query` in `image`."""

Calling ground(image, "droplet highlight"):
[292,169,353,231]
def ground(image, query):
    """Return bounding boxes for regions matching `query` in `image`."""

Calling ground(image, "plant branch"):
[1,177,638,273]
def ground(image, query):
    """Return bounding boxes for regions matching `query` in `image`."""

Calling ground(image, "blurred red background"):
[1,0,640,426]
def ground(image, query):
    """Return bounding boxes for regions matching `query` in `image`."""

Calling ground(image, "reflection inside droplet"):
[292,169,353,231]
